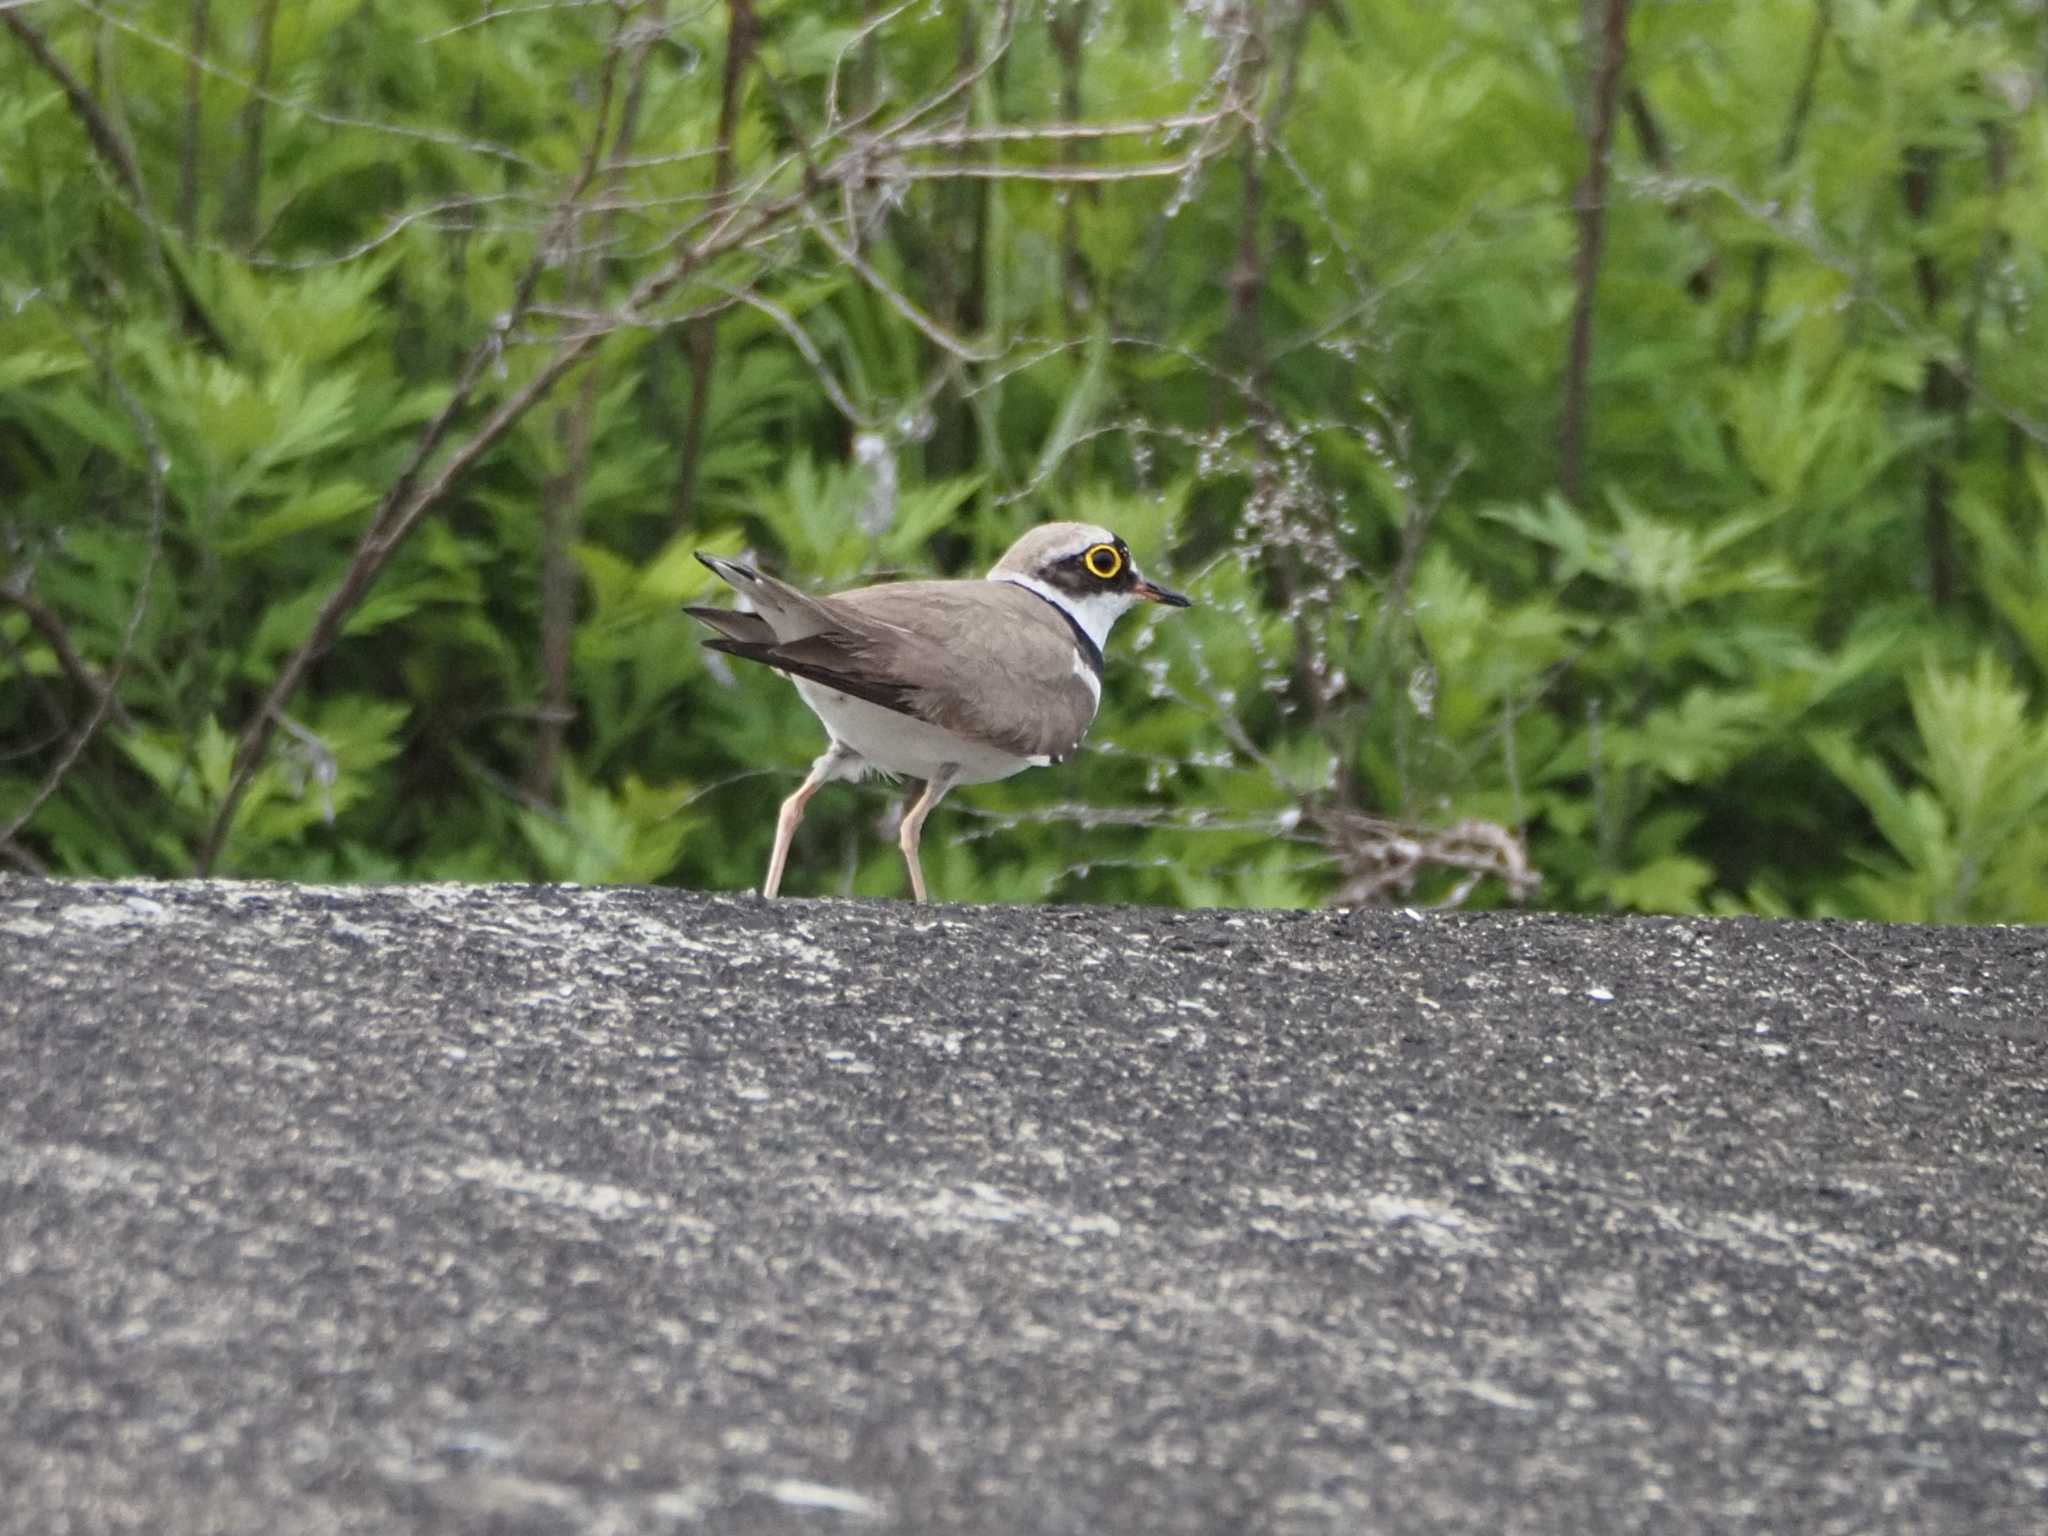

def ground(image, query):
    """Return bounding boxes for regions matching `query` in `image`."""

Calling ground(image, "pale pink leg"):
[764,744,858,897]
[896,766,961,904]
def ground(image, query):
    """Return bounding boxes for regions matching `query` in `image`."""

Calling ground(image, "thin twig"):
[926,1,989,483]
[1622,85,1715,299]
[2,7,227,350]
[715,283,866,425]
[1325,812,1540,907]
[1732,0,1833,361]
[2,9,148,201]
[801,204,999,363]
[0,587,136,731]
[176,0,207,236]
[531,4,667,804]
[826,0,918,130]
[671,0,758,531]
[422,0,623,43]
[1212,0,1277,424]
[862,156,1226,184]
[1903,140,1958,609]
[0,342,167,858]
[0,619,77,761]
[881,111,1241,152]
[866,0,1020,144]
[1956,115,2009,486]
[1047,0,1093,326]
[1558,0,1632,504]
[72,0,543,170]
[225,0,280,248]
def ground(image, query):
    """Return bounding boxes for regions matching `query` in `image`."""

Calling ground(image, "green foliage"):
[5,0,2048,921]
[1814,655,2048,923]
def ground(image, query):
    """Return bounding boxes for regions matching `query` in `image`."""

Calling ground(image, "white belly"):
[792,681,1039,784]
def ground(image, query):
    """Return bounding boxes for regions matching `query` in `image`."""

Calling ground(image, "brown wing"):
[696,626,921,716]
[833,581,1102,763]
[692,578,1101,762]
[687,571,923,714]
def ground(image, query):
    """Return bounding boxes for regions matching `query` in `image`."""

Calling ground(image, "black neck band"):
[1007,582,1103,676]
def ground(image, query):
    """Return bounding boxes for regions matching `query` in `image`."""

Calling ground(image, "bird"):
[685,521,1191,902]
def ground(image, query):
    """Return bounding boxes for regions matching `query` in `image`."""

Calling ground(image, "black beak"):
[1132,574,1192,608]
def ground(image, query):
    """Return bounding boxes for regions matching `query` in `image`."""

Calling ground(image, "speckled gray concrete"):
[2,879,2045,1535]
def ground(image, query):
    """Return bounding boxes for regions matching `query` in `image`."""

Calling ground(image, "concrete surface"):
[2,877,2045,1535]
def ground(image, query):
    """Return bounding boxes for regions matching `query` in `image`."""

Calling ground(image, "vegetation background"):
[5,0,2048,918]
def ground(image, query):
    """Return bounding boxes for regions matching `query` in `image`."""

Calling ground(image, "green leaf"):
[517,768,696,884]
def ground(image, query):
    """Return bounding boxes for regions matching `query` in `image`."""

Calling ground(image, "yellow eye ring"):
[1084,544,1123,580]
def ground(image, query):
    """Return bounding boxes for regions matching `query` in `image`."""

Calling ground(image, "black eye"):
[1083,543,1123,580]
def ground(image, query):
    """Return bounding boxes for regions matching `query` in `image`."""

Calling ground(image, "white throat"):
[996,575,1132,658]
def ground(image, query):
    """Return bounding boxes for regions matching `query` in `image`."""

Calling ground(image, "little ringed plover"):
[687,521,1190,901]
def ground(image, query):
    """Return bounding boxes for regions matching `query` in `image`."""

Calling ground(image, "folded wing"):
[687,570,1101,765]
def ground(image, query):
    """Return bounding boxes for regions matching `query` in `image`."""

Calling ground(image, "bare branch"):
[1047,0,1094,324]
[531,0,673,804]
[0,586,135,731]
[1326,813,1541,908]
[1733,0,1834,361]
[868,0,1021,143]
[73,0,544,170]
[672,0,760,530]
[2,8,149,202]
[225,0,280,247]
[1904,138,1958,610]
[879,110,1244,152]
[716,283,866,426]
[1558,0,1633,505]
[859,158,1232,184]
[801,204,999,363]
[423,0,624,43]
[176,0,208,237]
[0,341,168,857]
[826,0,920,130]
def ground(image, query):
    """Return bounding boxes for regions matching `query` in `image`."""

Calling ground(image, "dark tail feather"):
[697,637,917,716]
[695,551,760,585]
[684,605,777,645]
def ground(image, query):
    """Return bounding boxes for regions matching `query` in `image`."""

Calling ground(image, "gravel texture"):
[3,878,2045,1534]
